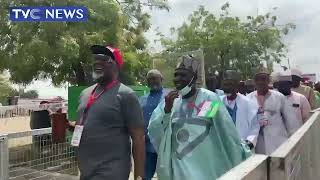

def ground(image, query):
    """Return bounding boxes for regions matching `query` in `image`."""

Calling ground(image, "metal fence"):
[0,128,78,180]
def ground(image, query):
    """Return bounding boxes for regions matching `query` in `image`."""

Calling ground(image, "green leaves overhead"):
[159,4,295,80]
[0,75,17,104]
[0,0,166,86]
[20,90,39,99]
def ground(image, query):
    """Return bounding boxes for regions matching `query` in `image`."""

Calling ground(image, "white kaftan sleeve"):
[245,101,260,146]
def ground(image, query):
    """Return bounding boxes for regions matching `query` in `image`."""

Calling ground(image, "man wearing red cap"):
[73,45,145,180]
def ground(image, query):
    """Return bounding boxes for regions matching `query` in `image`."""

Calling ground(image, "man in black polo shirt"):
[74,45,145,180]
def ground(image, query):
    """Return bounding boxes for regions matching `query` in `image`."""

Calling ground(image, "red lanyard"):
[79,80,118,125]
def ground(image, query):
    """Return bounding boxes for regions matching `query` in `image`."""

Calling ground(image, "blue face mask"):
[178,76,194,96]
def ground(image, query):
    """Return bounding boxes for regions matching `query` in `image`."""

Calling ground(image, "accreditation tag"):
[197,101,220,118]
[257,107,270,127]
[71,125,84,147]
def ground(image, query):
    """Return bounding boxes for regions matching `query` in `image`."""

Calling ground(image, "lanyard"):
[79,80,118,125]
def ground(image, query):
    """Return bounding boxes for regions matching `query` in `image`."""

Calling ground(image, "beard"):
[150,84,162,91]
[92,72,104,83]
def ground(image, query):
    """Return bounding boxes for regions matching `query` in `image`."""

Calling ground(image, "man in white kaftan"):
[277,71,311,135]
[247,67,292,155]
[221,70,260,149]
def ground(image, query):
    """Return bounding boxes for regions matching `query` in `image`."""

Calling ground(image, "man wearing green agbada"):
[148,55,251,180]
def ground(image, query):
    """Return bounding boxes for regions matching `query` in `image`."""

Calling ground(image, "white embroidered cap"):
[291,68,303,78]
[278,70,292,82]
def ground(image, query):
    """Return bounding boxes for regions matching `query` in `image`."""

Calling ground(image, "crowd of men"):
[72,45,319,180]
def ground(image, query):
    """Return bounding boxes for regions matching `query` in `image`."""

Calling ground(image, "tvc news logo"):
[9,6,88,22]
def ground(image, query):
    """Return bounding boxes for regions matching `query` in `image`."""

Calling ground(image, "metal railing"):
[0,128,78,180]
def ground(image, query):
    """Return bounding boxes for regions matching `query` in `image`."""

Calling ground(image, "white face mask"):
[178,76,194,96]
[179,85,192,96]
[224,93,232,97]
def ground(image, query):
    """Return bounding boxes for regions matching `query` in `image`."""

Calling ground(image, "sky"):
[23,80,69,99]
[26,0,320,98]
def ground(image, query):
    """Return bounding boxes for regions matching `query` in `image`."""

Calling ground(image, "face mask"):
[225,93,232,97]
[178,76,194,96]
[278,88,291,96]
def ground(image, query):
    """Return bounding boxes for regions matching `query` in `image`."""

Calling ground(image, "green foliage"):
[0,0,167,86]
[120,51,151,85]
[20,90,39,99]
[0,76,17,105]
[158,4,295,80]
[153,56,175,87]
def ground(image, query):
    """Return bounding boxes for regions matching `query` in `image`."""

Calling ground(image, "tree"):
[0,0,168,86]
[158,3,295,82]
[20,90,39,99]
[0,75,17,105]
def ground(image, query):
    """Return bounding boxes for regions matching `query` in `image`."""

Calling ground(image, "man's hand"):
[164,91,179,113]
[129,127,145,180]
[245,140,254,150]
[67,121,76,131]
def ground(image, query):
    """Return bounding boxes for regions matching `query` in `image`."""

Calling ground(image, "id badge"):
[71,125,84,147]
[258,112,269,127]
